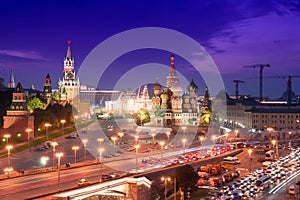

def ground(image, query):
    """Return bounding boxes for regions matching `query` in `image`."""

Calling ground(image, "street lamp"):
[97,138,104,146]
[41,156,49,168]
[234,129,239,149]
[151,133,156,146]
[60,119,66,135]
[4,167,13,178]
[247,149,252,173]
[98,148,104,182]
[6,145,13,168]
[134,144,140,173]
[4,134,10,145]
[182,138,187,153]
[161,176,171,200]
[72,146,79,163]
[117,132,124,144]
[166,131,171,148]
[111,136,118,155]
[199,135,205,145]
[51,142,58,168]
[44,123,51,140]
[25,128,32,151]
[134,135,139,144]
[55,152,63,192]
[82,139,88,161]
[271,139,279,159]
[224,132,229,143]
[159,141,165,158]
[182,126,187,136]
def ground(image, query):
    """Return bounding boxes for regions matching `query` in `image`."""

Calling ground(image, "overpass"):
[50,177,151,200]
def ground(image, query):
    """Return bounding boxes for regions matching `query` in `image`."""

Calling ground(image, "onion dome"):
[160,93,169,99]
[187,79,198,92]
[182,92,190,99]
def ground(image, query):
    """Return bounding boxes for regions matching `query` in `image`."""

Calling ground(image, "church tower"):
[42,73,52,105]
[8,68,15,88]
[3,81,34,141]
[58,40,80,111]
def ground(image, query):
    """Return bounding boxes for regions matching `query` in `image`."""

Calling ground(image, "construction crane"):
[264,75,300,104]
[243,64,270,101]
[233,80,244,100]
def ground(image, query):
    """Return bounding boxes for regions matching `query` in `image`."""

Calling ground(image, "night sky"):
[0,0,300,98]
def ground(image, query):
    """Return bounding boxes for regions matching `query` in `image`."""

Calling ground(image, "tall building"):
[58,40,80,111]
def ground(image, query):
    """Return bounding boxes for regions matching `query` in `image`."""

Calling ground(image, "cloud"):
[0,49,45,60]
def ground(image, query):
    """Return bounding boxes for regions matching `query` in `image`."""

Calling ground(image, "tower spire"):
[66,40,72,58]
[8,67,15,88]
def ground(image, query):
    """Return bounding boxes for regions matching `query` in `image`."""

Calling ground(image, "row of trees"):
[33,103,75,131]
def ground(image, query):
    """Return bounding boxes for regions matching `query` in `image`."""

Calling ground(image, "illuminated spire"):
[66,40,72,58]
[8,67,15,88]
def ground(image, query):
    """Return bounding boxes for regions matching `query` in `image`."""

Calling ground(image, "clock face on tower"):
[65,71,74,79]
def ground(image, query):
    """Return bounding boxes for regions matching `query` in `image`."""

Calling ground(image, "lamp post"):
[111,136,118,155]
[72,146,79,163]
[159,141,165,158]
[182,138,187,153]
[41,156,49,168]
[98,148,104,182]
[134,144,140,173]
[161,176,171,200]
[117,132,124,144]
[51,142,58,168]
[166,131,171,148]
[97,138,104,146]
[271,139,279,159]
[44,123,51,140]
[182,126,187,136]
[151,132,156,146]
[199,136,204,145]
[134,135,139,144]
[4,134,10,145]
[55,152,63,193]
[6,145,13,168]
[25,128,32,151]
[247,149,252,173]
[234,129,239,149]
[60,119,66,135]
[82,139,87,161]
[224,132,229,143]
[4,167,13,178]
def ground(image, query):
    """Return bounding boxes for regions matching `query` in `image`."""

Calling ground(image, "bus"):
[256,175,271,190]
[223,156,240,164]
[265,150,276,161]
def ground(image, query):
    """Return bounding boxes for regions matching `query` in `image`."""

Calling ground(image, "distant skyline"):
[0,0,300,98]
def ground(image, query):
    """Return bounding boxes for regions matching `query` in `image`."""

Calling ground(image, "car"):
[65,134,77,139]
[77,178,90,186]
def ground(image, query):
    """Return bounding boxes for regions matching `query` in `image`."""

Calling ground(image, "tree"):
[134,108,150,126]
[175,164,198,199]
[27,97,44,111]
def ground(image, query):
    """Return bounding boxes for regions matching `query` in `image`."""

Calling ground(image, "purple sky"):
[0,0,300,98]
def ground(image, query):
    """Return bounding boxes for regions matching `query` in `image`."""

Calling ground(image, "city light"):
[82,139,88,161]
[60,119,66,135]
[51,141,58,167]
[72,146,80,163]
